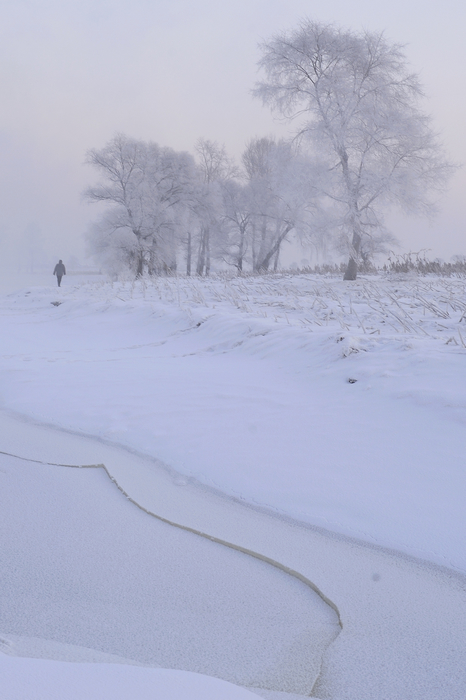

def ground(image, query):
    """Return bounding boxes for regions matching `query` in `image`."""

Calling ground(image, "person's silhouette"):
[53,260,66,287]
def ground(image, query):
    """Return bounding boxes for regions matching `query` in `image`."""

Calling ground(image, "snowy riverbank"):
[1,272,466,699]
[2,273,466,571]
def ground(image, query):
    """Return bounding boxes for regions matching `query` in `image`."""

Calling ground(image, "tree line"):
[85,134,327,278]
[85,20,453,280]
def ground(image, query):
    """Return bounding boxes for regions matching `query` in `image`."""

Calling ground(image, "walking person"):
[53,259,66,287]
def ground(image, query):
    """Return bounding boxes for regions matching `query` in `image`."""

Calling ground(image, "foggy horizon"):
[1,0,465,272]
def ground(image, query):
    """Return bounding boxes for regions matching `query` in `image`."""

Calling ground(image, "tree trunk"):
[186,231,192,276]
[343,231,361,281]
[251,222,257,272]
[255,220,269,272]
[148,239,158,276]
[205,228,211,276]
[339,148,361,281]
[237,226,245,272]
[256,226,291,272]
[136,251,144,278]
[196,232,206,276]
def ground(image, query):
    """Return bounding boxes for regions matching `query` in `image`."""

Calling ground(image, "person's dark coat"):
[53,261,66,277]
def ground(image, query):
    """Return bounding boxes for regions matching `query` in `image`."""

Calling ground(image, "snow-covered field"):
[1,271,466,699]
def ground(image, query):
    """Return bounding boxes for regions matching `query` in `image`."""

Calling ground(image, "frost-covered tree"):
[220,179,252,273]
[243,137,320,272]
[254,20,454,279]
[85,134,196,276]
[193,139,239,276]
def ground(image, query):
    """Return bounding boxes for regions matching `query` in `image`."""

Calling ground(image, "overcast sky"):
[1,0,465,269]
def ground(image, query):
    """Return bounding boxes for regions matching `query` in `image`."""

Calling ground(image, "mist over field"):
[1,0,465,272]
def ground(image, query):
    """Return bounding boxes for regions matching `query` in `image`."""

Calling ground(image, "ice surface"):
[0,451,336,694]
[0,632,151,665]
[1,412,465,700]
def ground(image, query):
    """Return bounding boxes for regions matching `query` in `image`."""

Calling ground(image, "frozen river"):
[1,412,466,699]
[0,445,337,694]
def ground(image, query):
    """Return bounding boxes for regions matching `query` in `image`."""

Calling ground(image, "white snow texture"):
[1,272,465,700]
